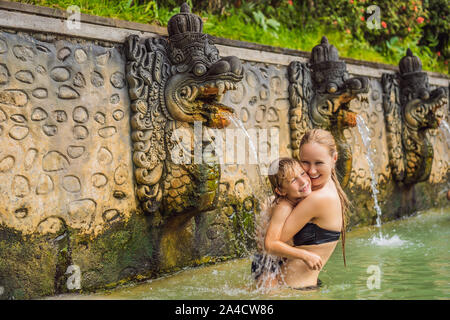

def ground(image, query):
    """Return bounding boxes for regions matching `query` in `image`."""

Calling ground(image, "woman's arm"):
[279,193,323,243]
[264,202,322,270]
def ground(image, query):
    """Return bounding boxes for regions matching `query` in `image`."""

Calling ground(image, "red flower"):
[349,0,354,4]
[346,28,351,34]
[381,21,387,28]
[414,5,418,12]
[416,17,424,24]
[333,20,338,25]
[360,16,365,21]
[408,27,411,32]
[288,0,293,5]
[437,51,441,56]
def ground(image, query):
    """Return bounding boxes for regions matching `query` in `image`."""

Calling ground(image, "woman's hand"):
[301,251,323,271]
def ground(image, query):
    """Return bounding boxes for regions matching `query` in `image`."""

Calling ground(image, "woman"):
[264,129,349,289]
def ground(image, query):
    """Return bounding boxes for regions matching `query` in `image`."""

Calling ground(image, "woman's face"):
[279,163,312,200]
[299,142,337,190]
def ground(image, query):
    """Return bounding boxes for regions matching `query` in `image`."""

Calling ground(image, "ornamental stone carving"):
[124,3,243,225]
[382,49,448,186]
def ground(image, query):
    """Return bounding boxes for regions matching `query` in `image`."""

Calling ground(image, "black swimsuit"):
[293,223,341,246]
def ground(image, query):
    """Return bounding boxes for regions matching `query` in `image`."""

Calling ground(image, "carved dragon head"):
[382,49,448,186]
[164,3,243,129]
[309,37,369,130]
[124,3,243,218]
[399,49,447,131]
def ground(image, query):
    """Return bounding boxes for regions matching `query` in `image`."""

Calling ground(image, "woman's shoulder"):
[303,186,339,207]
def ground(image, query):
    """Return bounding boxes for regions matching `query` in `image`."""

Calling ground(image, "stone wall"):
[0,2,448,299]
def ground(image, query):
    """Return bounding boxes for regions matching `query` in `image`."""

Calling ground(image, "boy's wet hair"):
[268,157,303,204]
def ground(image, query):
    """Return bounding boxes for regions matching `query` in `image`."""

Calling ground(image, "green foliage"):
[15,0,448,74]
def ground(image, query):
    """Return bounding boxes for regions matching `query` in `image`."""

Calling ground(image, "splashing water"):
[369,234,408,247]
[356,115,406,246]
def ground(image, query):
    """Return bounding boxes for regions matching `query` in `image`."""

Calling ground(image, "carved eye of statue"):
[319,103,330,114]
[327,83,338,93]
[193,63,207,76]
[180,86,191,98]
[415,105,425,117]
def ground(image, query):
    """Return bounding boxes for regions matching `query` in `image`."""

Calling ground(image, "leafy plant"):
[14,0,448,74]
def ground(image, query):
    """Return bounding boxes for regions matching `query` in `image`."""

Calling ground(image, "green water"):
[50,208,450,300]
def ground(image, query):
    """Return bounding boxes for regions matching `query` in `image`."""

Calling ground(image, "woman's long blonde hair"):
[299,129,350,267]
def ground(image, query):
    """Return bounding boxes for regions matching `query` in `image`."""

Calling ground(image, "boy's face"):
[279,163,312,200]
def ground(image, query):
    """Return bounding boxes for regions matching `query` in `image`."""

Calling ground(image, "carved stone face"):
[165,35,243,129]
[402,78,447,130]
[310,63,369,129]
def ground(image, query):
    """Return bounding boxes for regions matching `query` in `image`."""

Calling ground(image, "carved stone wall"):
[0,31,136,236]
[0,3,448,299]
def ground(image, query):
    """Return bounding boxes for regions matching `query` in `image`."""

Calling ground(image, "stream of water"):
[439,119,450,147]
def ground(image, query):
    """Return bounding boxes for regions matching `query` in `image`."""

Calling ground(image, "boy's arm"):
[279,194,321,243]
[264,203,322,270]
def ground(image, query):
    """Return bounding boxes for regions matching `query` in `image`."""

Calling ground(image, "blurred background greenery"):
[15,0,449,74]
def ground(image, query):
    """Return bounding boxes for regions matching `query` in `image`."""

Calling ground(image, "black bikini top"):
[293,223,341,246]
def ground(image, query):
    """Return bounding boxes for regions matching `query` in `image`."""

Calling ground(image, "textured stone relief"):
[0,31,136,235]
[382,49,448,186]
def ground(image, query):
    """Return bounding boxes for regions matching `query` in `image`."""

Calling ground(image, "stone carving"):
[0,155,15,172]
[31,107,48,121]
[9,125,29,140]
[58,85,79,99]
[15,70,34,84]
[382,49,448,185]
[36,174,54,195]
[288,36,369,187]
[124,3,243,219]
[62,175,81,193]
[24,148,38,170]
[50,67,70,82]
[0,30,136,235]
